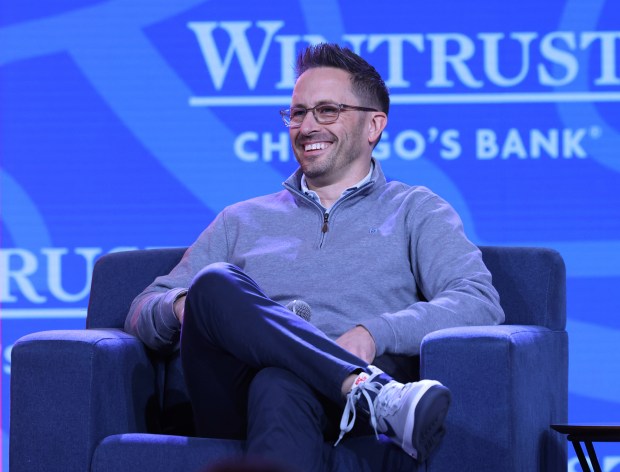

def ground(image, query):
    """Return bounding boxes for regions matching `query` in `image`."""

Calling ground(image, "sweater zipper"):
[283,180,374,248]
[317,211,329,247]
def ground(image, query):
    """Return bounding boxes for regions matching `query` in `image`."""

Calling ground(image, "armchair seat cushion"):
[91,434,243,472]
[91,434,419,472]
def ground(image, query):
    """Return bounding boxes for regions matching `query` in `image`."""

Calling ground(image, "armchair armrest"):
[421,325,568,472]
[10,329,157,472]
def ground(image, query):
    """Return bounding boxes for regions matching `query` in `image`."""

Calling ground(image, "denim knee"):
[188,262,238,297]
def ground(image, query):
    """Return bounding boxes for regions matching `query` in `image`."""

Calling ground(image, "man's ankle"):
[341,373,358,396]
[341,366,391,397]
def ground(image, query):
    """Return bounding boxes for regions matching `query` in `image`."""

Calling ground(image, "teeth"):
[305,142,328,151]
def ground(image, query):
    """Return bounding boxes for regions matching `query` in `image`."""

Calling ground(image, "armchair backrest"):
[479,246,566,330]
[87,247,186,329]
[86,246,566,331]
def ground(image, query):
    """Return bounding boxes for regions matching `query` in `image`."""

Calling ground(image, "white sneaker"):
[336,367,451,462]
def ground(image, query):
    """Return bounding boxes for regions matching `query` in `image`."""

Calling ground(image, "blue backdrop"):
[1,1,619,470]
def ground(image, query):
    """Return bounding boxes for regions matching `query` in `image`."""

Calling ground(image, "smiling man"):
[288,66,385,208]
[125,43,504,472]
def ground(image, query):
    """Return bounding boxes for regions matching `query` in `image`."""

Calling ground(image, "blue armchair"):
[10,246,568,471]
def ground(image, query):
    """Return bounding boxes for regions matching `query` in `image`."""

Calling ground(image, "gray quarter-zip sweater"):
[125,160,504,355]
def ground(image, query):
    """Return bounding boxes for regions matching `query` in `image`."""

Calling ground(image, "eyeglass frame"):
[280,103,380,128]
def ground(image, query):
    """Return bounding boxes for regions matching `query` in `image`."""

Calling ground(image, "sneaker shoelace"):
[334,371,384,447]
[374,381,408,419]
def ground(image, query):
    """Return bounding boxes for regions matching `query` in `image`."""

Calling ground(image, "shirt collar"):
[300,160,374,209]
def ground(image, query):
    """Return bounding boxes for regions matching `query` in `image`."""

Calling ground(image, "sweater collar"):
[299,161,375,209]
[284,158,386,196]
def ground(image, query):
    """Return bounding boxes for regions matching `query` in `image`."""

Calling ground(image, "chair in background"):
[10,246,568,471]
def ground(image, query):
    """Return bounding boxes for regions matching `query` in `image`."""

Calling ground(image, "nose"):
[298,109,320,134]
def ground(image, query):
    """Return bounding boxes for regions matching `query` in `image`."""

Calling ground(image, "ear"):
[367,112,388,146]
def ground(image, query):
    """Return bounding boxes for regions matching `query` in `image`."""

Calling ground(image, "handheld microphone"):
[286,299,312,322]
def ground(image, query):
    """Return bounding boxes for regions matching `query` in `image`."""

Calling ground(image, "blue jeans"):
[180,262,370,471]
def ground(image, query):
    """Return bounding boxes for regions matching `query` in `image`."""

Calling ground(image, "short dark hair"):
[295,43,390,116]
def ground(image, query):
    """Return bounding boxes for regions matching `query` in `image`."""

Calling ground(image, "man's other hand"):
[335,325,376,364]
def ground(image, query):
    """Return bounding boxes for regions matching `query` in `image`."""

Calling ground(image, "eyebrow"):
[289,99,339,108]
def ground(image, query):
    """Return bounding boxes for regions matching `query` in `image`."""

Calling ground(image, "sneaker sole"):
[399,382,451,462]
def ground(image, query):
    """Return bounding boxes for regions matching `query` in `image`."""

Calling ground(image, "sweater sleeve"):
[360,191,505,357]
[124,211,230,352]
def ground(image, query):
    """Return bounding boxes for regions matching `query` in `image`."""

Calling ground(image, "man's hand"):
[173,295,186,323]
[335,325,376,364]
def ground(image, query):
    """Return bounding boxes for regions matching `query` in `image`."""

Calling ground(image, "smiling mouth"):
[304,142,330,151]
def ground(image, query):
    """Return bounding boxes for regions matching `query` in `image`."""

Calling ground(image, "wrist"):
[173,291,187,322]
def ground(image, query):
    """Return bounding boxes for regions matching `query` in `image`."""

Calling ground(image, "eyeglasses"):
[280,103,379,128]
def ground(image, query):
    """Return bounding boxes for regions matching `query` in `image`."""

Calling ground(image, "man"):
[125,43,504,471]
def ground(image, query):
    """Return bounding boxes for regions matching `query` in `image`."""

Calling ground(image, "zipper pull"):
[322,213,329,233]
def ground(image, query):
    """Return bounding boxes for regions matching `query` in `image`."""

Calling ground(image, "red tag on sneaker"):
[354,372,369,386]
